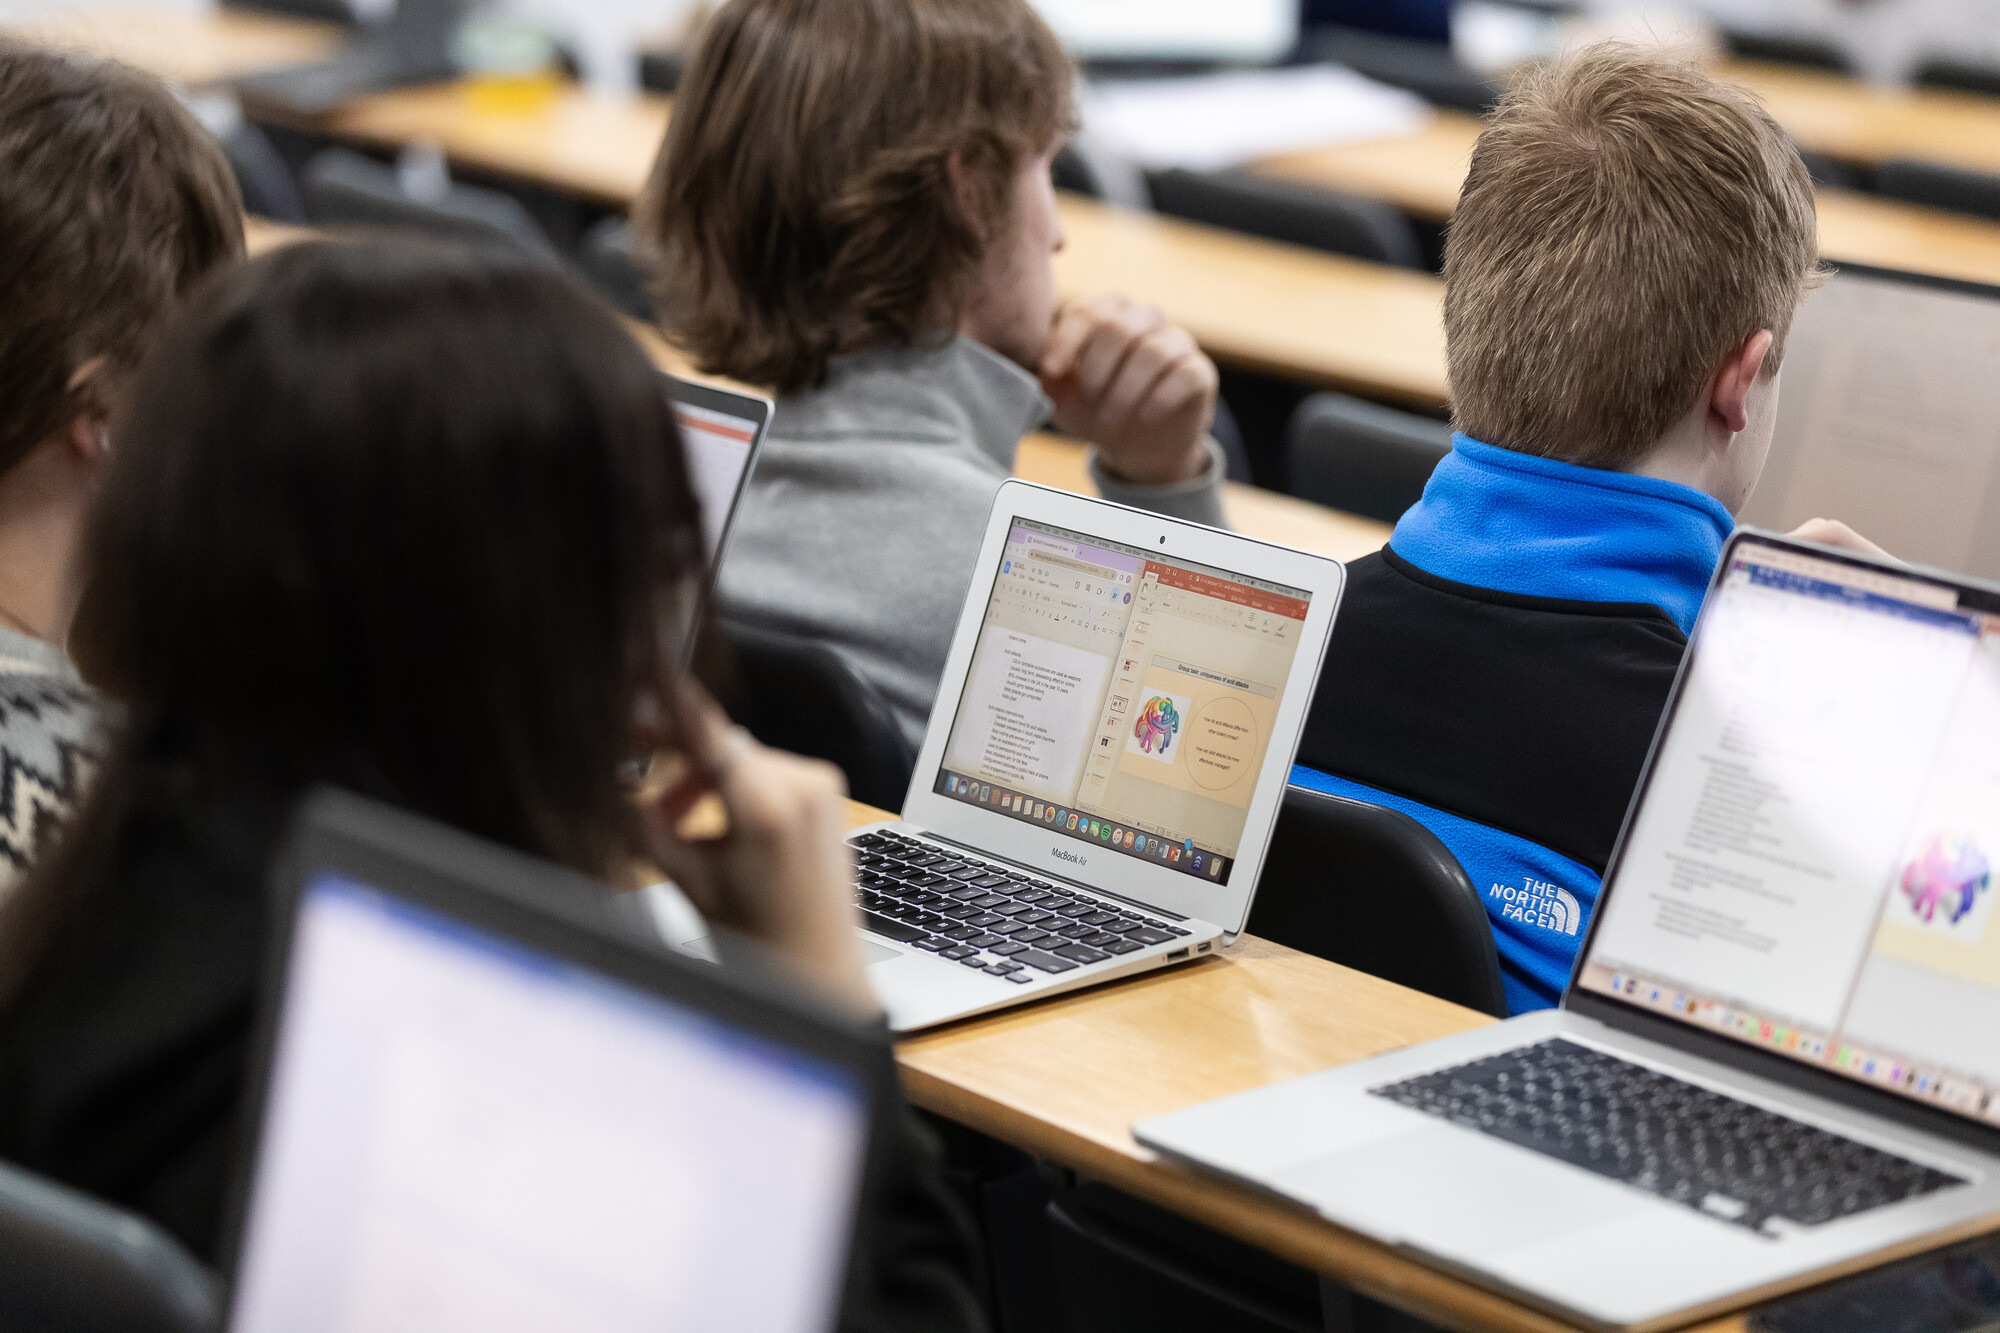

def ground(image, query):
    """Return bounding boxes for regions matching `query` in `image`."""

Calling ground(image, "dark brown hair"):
[0,42,244,474]
[0,239,705,998]
[1444,45,1823,467]
[636,0,1075,394]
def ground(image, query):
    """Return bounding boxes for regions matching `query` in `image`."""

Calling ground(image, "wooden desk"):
[842,797,1802,1333]
[1723,58,2000,177]
[1016,433,1391,562]
[262,82,1451,402]
[0,5,340,88]
[1259,109,2000,288]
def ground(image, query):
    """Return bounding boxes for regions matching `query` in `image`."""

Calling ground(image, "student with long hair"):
[0,239,983,1331]
[0,43,243,890]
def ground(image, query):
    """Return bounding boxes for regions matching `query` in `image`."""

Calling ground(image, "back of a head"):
[73,239,704,879]
[637,0,1074,394]
[1443,46,1821,467]
[0,42,243,473]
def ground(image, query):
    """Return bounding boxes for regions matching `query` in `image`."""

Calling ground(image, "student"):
[1294,47,1880,1015]
[0,44,242,892]
[0,241,984,1331]
[636,0,1229,750]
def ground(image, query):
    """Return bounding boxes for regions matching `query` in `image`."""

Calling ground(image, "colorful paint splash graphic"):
[1131,696,1181,756]
[1899,833,1992,927]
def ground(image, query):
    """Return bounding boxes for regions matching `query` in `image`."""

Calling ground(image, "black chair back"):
[715,619,916,811]
[221,121,308,224]
[576,216,653,319]
[1248,784,1508,1017]
[1873,157,2000,224]
[0,1159,218,1333]
[1285,391,1451,523]
[1146,168,1423,269]
[302,147,557,254]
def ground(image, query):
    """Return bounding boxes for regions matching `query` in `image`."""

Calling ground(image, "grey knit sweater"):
[0,626,99,897]
[714,336,1228,751]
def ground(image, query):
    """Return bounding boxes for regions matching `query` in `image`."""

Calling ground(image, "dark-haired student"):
[1294,47,1885,1016]
[636,0,1228,750]
[0,240,985,1332]
[0,42,243,892]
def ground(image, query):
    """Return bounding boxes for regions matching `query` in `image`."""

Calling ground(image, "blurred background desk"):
[0,4,340,89]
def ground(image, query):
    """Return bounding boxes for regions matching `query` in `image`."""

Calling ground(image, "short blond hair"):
[1443,46,1822,467]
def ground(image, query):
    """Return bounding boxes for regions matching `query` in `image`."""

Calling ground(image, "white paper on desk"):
[1078,65,1431,172]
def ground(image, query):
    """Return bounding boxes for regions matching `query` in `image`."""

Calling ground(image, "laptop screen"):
[670,393,762,562]
[227,873,867,1333]
[1581,540,2000,1130]
[931,517,1313,887]
[1739,265,2000,580]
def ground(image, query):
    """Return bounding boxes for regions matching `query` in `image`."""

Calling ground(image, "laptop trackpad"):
[1283,1126,1645,1255]
[860,939,902,965]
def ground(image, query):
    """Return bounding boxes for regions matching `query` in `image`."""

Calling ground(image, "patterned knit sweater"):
[0,627,99,895]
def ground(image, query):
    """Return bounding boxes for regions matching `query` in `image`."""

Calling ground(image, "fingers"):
[1786,518,1893,561]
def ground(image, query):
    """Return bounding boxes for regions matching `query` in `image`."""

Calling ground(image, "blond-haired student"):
[1293,46,1879,1014]
[635,0,1229,751]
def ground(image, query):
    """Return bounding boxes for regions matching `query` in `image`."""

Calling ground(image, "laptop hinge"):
[910,830,1192,923]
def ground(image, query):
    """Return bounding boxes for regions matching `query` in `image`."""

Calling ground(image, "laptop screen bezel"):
[664,372,773,590]
[220,787,897,1316]
[1565,529,2000,1154]
[898,479,1346,938]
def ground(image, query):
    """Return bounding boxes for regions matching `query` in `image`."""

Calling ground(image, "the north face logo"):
[1489,876,1581,935]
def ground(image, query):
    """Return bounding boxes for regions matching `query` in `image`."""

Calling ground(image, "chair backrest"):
[1916,58,2000,97]
[1145,168,1423,269]
[1247,784,1508,1016]
[1300,26,1501,114]
[714,619,917,811]
[302,147,557,254]
[1284,390,1450,522]
[222,122,307,225]
[576,216,653,318]
[1720,28,1852,73]
[0,1159,219,1333]
[1872,157,2000,224]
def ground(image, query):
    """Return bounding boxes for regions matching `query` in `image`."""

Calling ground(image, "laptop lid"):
[1570,531,2000,1148]
[903,480,1344,936]
[664,374,773,574]
[1738,263,2000,580]
[223,789,887,1333]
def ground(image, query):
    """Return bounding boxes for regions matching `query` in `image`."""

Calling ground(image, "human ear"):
[944,149,989,244]
[1711,330,1774,436]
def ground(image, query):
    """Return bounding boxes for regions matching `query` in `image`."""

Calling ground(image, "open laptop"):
[1136,530,2000,1330]
[850,480,1343,1031]
[664,374,773,576]
[222,789,889,1333]
[1740,263,2000,581]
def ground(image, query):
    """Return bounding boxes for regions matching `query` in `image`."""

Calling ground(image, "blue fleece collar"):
[1390,435,1735,636]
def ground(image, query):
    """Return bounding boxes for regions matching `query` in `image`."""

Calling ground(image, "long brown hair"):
[636,0,1075,394]
[0,239,705,997]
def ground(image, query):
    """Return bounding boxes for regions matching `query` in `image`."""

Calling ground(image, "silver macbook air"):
[1137,530,2000,1331]
[852,480,1344,1032]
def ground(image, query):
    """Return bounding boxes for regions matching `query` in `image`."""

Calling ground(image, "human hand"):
[1785,518,1893,562]
[638,688,878,1017]
[1039,294,1217,485]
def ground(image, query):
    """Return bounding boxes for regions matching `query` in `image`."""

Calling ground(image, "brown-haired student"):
[0,43,243,890]
[636,0,1229,750]
[1292,47,1883,1015]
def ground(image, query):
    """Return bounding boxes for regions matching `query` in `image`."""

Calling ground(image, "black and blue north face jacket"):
[1295,435,1735,1013]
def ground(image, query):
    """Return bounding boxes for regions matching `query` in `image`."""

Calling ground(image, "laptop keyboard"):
[849,830,1190,984]
[1372,1040,1966,1236]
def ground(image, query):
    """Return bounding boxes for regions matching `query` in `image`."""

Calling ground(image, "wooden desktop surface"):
[845,796,1784,1333]
[0,5,341,88]
[1724,58,2000,177]
[1260,108,2000,289]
